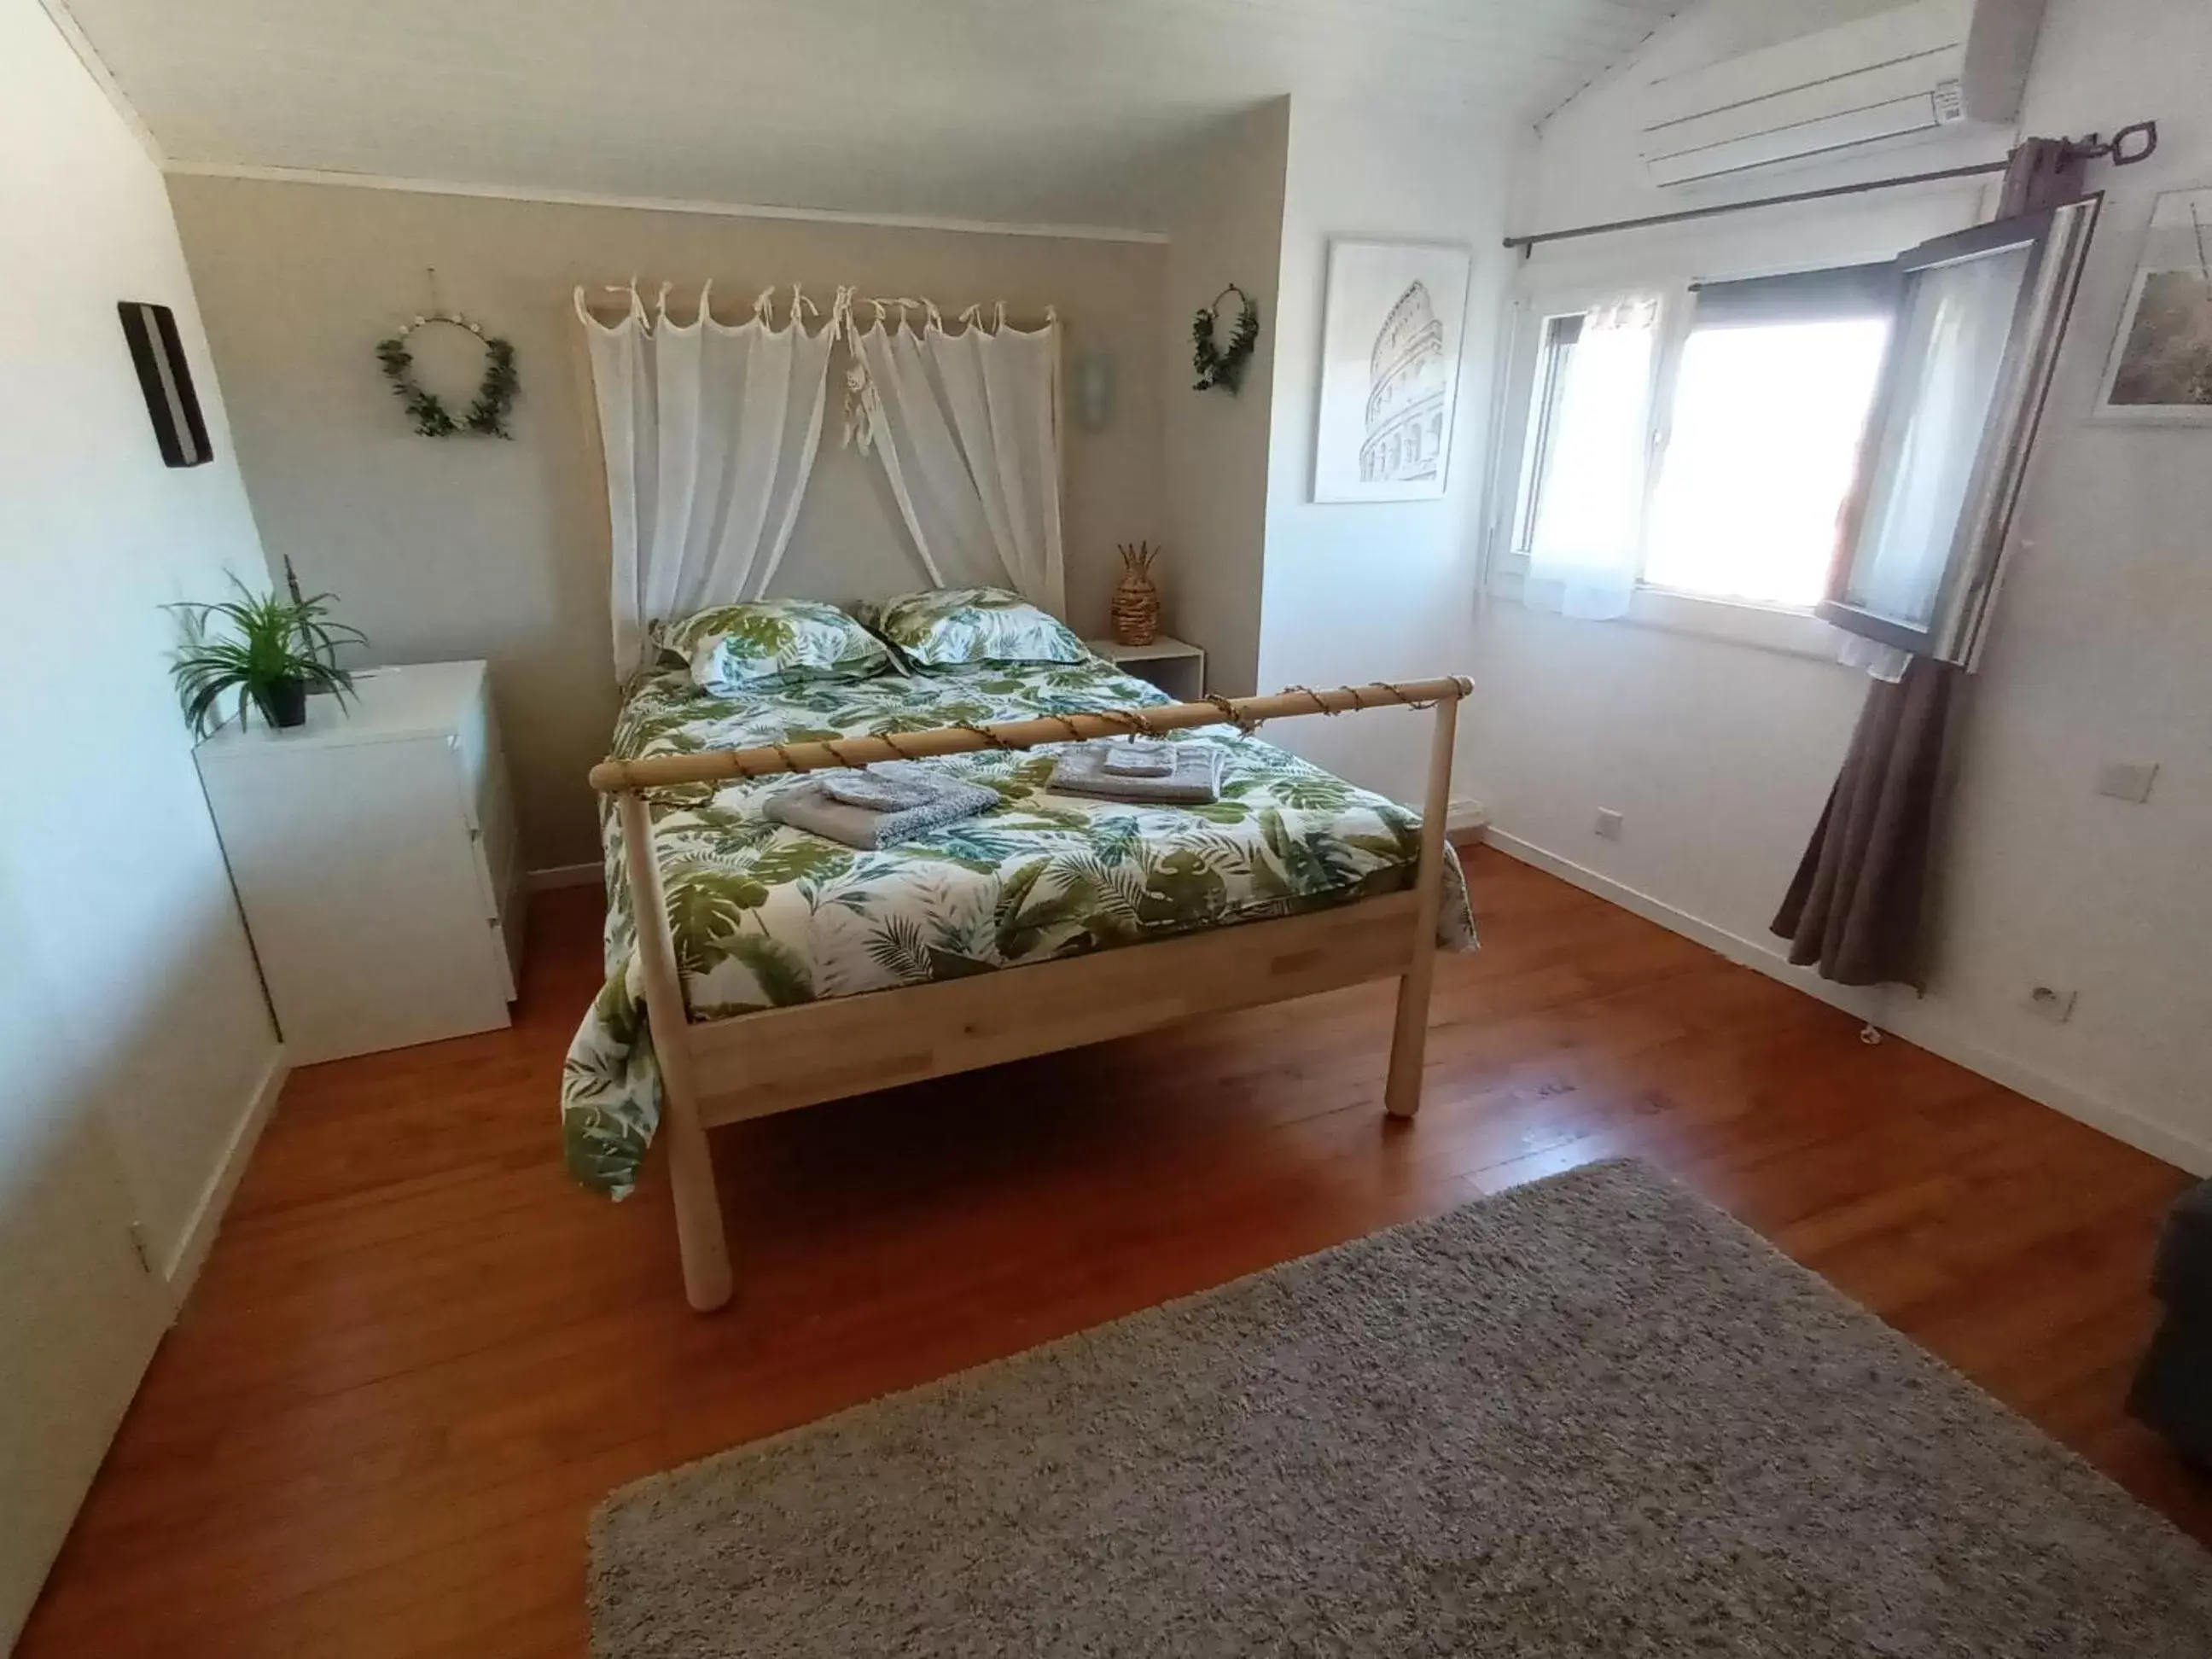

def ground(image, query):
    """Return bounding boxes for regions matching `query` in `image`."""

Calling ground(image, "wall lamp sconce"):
[1072,349,1115,433]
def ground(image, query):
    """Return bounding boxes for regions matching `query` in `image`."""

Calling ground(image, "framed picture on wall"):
[2093,188,2212,424]
[1311,240,1472,504]
[117,300,213,467]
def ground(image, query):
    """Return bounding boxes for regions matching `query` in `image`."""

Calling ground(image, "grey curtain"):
[1773,655,1953,985]
[1772,138,2083,986]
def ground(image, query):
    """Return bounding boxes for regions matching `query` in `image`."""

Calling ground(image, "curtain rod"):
[1502,122,2159,255]
[575,282,1056,329]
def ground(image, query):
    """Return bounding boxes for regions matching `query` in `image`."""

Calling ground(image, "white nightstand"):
[195,661,522,1063]
[1086,634,1207,701]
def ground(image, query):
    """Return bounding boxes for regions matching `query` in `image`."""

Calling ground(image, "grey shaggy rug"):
[591,1160,2212,1657]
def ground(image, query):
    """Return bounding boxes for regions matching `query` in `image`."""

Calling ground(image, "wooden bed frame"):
[588,675,1470,1311]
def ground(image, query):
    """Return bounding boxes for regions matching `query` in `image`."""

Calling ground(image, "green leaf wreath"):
[1190,283,1260,393]
[375,312,518,438]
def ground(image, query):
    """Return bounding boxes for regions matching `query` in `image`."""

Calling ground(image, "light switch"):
[2095,760,2158,804]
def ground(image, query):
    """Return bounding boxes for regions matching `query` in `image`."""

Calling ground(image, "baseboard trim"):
[527,862,605,893]
[1478,830,1881,1020]
[162,1045,289,1300]
[1480,828,2212,1179]
[1445,800,1491,845]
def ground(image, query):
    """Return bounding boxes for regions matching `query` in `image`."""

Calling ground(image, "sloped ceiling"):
[60,0,1683,230]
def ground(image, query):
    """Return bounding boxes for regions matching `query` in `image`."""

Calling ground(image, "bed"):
[564,649,1475,1309]
[568,282,1472,1311]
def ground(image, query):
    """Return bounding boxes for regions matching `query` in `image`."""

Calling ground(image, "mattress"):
[562,655,1476,1196]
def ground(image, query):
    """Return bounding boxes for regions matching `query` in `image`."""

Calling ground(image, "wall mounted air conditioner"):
[1638,0,2044,187]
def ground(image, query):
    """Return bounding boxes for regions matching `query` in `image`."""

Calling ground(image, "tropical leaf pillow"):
[660,599,895,694]
[867,586,1087,668]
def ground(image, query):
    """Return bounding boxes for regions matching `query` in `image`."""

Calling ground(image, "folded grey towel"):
[1102,740,1176,777]
[764,771,998,849]
[820,774,923,811]
[820,760,954,812]
[1049,740,1223,804]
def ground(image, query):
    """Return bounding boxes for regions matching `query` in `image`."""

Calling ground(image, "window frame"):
[1499,265,1898,627]
[1818,196,2102,664]
[1511,311,1582,554]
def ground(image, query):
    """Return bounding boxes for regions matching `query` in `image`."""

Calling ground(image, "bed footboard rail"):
[591,674,1470,1313]
[588,676,1473,792]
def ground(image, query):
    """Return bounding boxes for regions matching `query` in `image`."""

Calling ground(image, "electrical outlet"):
[2095,760,2158,804]
[2026,984,2078,1024]
[1594,808,1625,841]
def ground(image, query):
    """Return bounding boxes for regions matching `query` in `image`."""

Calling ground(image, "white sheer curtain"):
[577,283,837,674]
[1523,295,1663,621]
[1837,632,1912,682]
[848,303,1066,613]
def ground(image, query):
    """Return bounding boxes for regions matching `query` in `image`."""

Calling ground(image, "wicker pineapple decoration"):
[1112,542,1163,646]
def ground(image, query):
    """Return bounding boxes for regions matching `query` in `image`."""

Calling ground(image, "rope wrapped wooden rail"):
[588,675,1474,794]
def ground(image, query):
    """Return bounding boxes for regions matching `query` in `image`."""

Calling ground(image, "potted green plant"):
[170,575,367,735]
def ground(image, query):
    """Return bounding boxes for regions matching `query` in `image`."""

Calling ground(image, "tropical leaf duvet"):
[563,655,1476,1196]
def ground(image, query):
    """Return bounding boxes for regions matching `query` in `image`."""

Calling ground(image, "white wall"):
[167,177,1170,869]
[0,0,283,1638]
[1255,101,1519,804]
[1471,0,2212,1173]
[1160,98,1290,698]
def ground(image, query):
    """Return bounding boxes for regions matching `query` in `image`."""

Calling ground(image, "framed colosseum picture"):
[1312,239,1472,503]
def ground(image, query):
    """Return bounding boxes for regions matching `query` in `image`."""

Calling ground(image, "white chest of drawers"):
[195,661,522,1062]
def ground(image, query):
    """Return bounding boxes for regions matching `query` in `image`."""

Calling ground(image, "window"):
[1514,312,1581,550]
[1518,305,1660,609]
[1516,267,1893,614]
[1507,197,2101,664]
[1643,289,1889,609]
[1824,198,2101,663]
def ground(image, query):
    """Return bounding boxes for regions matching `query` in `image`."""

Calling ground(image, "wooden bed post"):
[616,790,736,1313]
[1384,690,1461,1119]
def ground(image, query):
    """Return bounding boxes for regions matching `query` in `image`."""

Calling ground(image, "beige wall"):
[168,177,1167,867]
